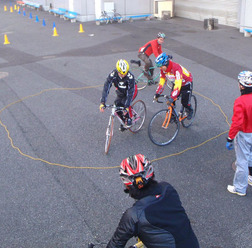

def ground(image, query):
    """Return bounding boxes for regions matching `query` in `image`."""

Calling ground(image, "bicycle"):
[109,9,122,23]
[99,10,122,25]
[130,59,160,90]
[104,100,146,154]
[148,93,197,146]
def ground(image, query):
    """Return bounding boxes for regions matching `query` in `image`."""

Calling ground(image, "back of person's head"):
[119,154,154,190]
[157,32,166,39]
[238,71,252,94]
[155,53,171,67]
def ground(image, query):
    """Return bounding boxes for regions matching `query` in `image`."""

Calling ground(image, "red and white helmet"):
[119,154,154,189]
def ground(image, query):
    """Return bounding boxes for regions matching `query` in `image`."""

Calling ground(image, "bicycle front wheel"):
[129,100,146,133]
[105,116,114,154]
[148,109,179,146]
[181,94,197,128]
[135,71,148,90]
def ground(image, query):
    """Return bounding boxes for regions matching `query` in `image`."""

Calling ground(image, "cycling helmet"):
[238,71,252,88]
[155,52,170,67]
[116,59,129,76]
[119,154,154,189]
[157,32,166,39]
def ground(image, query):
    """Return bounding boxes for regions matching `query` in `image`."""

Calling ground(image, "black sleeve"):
[100,71,115,104]
[125,72,136,108]
[106,208,137,248]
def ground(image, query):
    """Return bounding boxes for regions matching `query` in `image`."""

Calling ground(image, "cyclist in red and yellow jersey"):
[138,32,165,84]
[153,53,194,119]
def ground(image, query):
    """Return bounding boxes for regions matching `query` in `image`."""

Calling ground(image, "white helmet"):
[238,71,252,88]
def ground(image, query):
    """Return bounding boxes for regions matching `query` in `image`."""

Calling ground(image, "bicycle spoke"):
[148,109,179,146]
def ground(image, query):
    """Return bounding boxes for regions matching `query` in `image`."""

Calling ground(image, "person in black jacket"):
[100,59,137,131]
[107,154,200,248]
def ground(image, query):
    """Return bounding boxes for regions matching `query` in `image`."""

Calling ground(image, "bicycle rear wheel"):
[181,94,197,128]
[148,109,179,146]
[129,100,146,133]
[105,116,114,154]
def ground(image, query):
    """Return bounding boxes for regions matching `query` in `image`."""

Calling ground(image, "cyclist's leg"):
[114,93,125,120]
[149,59,154,77]
[129,84,138,118]
[138,53,152,80]
[181,83,193,112]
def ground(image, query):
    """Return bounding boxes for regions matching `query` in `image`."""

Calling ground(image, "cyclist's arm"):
[107,209,137,248]
[125,73,136,108]
[170,69,183,100]
[101,72,114,104]
[155,77,166,95]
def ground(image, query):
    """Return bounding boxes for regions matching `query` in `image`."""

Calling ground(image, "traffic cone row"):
[3,4,86,44]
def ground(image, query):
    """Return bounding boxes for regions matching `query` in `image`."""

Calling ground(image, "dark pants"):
[180,82,193,111]
[114,86,138,119]
[138,52,154,80]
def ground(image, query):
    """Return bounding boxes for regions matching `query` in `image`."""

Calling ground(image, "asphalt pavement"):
[0,0,252,247]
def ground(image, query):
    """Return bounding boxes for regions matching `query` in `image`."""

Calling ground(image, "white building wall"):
[239,0,252,31]
[175,0,239,27]
[103,0,153,16]
[34,0,250,30]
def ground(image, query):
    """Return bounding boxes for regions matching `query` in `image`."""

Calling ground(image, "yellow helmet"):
[116,59,129,75]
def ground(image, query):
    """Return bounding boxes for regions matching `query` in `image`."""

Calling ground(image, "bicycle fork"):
[162,106,172,129]
[106,115,114,137]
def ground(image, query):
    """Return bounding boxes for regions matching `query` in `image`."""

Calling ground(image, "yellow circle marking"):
[0,86,230,169]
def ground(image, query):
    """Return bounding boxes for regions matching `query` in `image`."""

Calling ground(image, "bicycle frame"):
[130,59,159,90]
[148,93,197,146]
[104,100,146,153]
[107,105,127,126]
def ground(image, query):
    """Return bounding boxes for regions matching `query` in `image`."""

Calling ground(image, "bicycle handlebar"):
[154,95,177,104]
[88,243,143,248]
[105,104,125,110]
[154,94,167,103]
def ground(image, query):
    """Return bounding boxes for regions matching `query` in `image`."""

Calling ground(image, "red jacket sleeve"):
[228,98,244,140]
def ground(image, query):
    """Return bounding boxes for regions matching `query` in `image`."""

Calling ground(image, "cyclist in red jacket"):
[138,32,165,85]
[226,71,252,196]
[153,52,194,119]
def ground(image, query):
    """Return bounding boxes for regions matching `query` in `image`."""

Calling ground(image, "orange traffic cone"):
[10,6,13,12]
[4,5,7,11]
[4,34,10,45]
[52,27,59,36]
[79,24,84,33]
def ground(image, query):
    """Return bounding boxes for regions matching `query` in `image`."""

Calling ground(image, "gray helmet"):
[157,32,166,39]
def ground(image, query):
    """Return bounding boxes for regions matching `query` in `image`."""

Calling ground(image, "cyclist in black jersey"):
[100,59,137,130]
[107,154,200,248]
